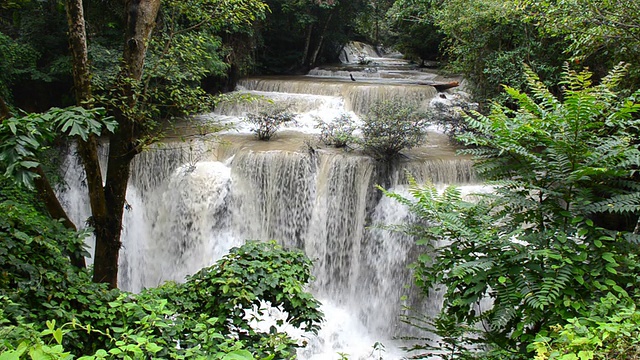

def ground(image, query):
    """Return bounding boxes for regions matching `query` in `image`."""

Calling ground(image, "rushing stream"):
[59,43,478,359]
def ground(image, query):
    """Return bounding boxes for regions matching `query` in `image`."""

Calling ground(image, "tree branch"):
[0,96,9,122]
[32,165,86,268]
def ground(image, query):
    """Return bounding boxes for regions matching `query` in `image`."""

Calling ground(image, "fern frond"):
[599,62,629,92]
[560,63,593,92]
[503,85,544,118]
[583,192,640,215]
[451,258,494,279]
[522,63,560,110]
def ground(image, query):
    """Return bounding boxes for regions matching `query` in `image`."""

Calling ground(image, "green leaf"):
[560,354,578,360]
[0,348,25,360]
[145,342,162,354]
[578,350,594,360]
[53,328,63,344]
[601,252,616,264]
[8,122,17,135]
[18,161,40,169]
[221,350,254,360]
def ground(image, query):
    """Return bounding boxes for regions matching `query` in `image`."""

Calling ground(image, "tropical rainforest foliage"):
[2,0,640,359]
[384,0,640,102]
[0,179,322,359]
[388,65,640,358]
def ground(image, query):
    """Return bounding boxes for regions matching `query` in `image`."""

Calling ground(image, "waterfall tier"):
[59,50,474,359]
[238,77,437,115]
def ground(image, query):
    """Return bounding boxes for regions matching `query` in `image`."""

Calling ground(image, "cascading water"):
[59,43,474,359]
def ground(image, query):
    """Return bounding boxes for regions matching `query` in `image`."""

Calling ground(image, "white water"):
[58,43,476,359]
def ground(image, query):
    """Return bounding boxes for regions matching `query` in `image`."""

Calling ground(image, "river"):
[59,42,478,359]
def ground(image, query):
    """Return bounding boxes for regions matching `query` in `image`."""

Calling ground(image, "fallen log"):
[432,81,459,92]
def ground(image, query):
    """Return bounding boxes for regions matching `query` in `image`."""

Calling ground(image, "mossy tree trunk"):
[92,0,161,288]
[63,0,161,288]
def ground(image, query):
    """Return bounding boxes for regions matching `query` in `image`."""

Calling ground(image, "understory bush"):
[531,293,640,359]
[386,64,640,358]
[430,94,478,141]
[359,98,429,160]
[245,106,296,140]
[315,112,358,148]
[0,182,323,359]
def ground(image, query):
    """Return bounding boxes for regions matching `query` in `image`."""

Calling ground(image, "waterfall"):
[308,68,382,78]
[338,41,380,64]
[237,78,437,115]
[214,91,346,118]
[58,53,474,359]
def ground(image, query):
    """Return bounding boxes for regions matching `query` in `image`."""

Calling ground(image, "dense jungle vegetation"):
[1,0,640,358]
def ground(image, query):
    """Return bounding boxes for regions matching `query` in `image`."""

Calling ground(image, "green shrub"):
[0,33,41,104]
[359,98,428,160]
[0,180,323,359]
[430,94,478,141]
[315,112,358,148]
[1,240,323,359]
[385,64,640,357]
[530,294,640,360]
[245,106,296,140]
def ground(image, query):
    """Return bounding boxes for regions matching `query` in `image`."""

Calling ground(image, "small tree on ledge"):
[245,106,296,140]
[315,112,358,148]
[360,98,429,160]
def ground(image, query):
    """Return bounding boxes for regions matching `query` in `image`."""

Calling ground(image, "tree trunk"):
[123,0,162,81]
[32,165,86,268]
[0,96,9,121]
[301,23,314,68]
[309,13,333,67]
[64,0,91,104]
[64,0,161,287]
[62,0,104,270]
[92,0,161,288]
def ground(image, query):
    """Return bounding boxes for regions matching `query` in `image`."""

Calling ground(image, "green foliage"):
[0,186,322,359]
[522,0,640,88]
[159,240,323,358]
[95,0,269,122]
[458,63,640,221]
[0,1,75,109]
[0,185,91,302]
[256,0,370,72]
[86,241,322,359]
[385,0,442,62]
[0,32,39,103]
[90,0,270,130]
[315,112,358,148]
[531,294,640,360]
[162,0,268,35]
[0,313,256,360]
[391,0,565,102]
[0,106,115,188]
[359,98,429,160]
[245,106,297,140]
[442,0,565,100]
[385,65,640,357]
[352,0,394,46]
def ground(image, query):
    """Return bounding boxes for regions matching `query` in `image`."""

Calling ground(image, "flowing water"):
[59,43,477,359]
